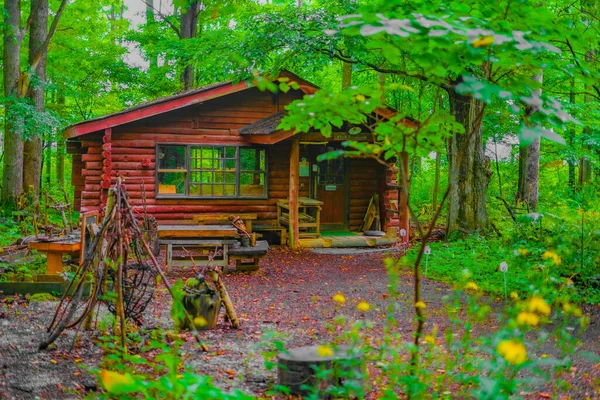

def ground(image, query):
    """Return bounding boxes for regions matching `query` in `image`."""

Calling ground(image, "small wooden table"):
[277,197,323,238]
[158,225,239,271]
[192,213,258,233]
[28,239,81,275]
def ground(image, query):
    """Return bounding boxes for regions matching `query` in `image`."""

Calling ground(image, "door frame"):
[309,144,350,231]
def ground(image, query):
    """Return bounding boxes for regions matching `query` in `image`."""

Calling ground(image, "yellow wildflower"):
[516,311,539,327]
[472,35,494,48]
[563,302,582,317]
[510,292,519,300]
[317,345,334,358]
[497,340,527,365]
[332,292,346,305]
[542,250,562,265]
[424,335,435,345]
[99,370,137,395]
[528,296,551,316]
[357,301,370,312]
[464,282,479,291]
[518,248,528,256]
[415,301,426,309]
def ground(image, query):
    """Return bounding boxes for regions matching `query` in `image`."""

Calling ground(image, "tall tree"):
[2,0,67,205]
[23,0,49,196]
[2,0,24,206]
[179,1,201,90]
[516,71,543,211]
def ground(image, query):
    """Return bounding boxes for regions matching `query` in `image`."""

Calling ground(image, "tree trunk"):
[44,142,52,185]
[23,0,49,198]
[146,0,157,70]
[580,50,595,185]
[516,71,543,211]
[432,151,441,213]
[56,93,65,186]
[180,1,200,90]
[378,72,386,104]
[342,60,352,89]
[446,80,491,235]
[2,0,24,206]
[568,77,576,188]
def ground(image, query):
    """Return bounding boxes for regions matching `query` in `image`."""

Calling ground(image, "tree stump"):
[277,345,365,397]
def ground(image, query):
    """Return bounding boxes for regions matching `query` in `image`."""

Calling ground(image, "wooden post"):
[100,128,112,212]
[399,151,410,244]
[289,137,300,249]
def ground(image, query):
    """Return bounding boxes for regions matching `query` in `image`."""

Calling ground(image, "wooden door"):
[315,151,346,227]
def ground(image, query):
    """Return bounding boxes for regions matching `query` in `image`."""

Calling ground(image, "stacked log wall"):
[73,88,306,223]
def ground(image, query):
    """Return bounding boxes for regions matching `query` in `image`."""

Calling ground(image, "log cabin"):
[64,71,410,248]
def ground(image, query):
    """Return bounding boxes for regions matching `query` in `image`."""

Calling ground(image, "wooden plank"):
[159,239,238,245]
[112,147,155,155]
[158,225,238,238]
[288,137,300,249]
[193,213,257,223]
[29,241,81,252]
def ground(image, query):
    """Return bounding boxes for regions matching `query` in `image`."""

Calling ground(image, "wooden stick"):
[206,270,239,329]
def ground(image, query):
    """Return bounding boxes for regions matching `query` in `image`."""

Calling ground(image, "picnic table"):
[158,225,239,271]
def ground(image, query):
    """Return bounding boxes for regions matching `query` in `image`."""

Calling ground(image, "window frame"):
[155,143,268,200]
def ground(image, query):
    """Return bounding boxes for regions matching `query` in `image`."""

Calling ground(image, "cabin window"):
[156,144,267,198]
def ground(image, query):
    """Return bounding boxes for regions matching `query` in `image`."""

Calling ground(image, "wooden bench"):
[193,213,258,233]
[228,240,270,271]
[253,224,287,246]
[277,198,322,238]
[158,225,239,272]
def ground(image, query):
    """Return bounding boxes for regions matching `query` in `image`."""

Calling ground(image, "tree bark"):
[44,142,52,185]
[446,79,491,235]
[568,77,576,188]
[342,61,352,90]
[145,0,158,70]
[2,0,24,206]
[23,0,48,198]
[180,1,200,90]
[56,92,65,186]
[516,71,543,211]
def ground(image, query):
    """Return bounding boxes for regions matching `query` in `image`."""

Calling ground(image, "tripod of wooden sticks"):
[39,178,209,352]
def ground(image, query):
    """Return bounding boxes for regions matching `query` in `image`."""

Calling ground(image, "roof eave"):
[63,81,251,140]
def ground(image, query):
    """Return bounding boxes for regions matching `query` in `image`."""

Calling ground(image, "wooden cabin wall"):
[72,87,306,225]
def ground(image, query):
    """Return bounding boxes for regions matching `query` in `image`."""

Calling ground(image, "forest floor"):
[0,247,599,399]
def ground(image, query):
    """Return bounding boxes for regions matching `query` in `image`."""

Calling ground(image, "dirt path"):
[1,248,598,399]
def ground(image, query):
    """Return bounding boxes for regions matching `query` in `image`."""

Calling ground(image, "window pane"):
[202,172,214,184]
[225,172,236,183]
[240,148,266,171]
[240,173,265,197]
[201,185,212,196]
[158,172,186,195]
[224,185,236,196]
[190,183,200,196]
[158,146,186,170]
[226,147,236,158]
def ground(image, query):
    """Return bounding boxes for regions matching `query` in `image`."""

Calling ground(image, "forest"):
[0,0,599,398]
